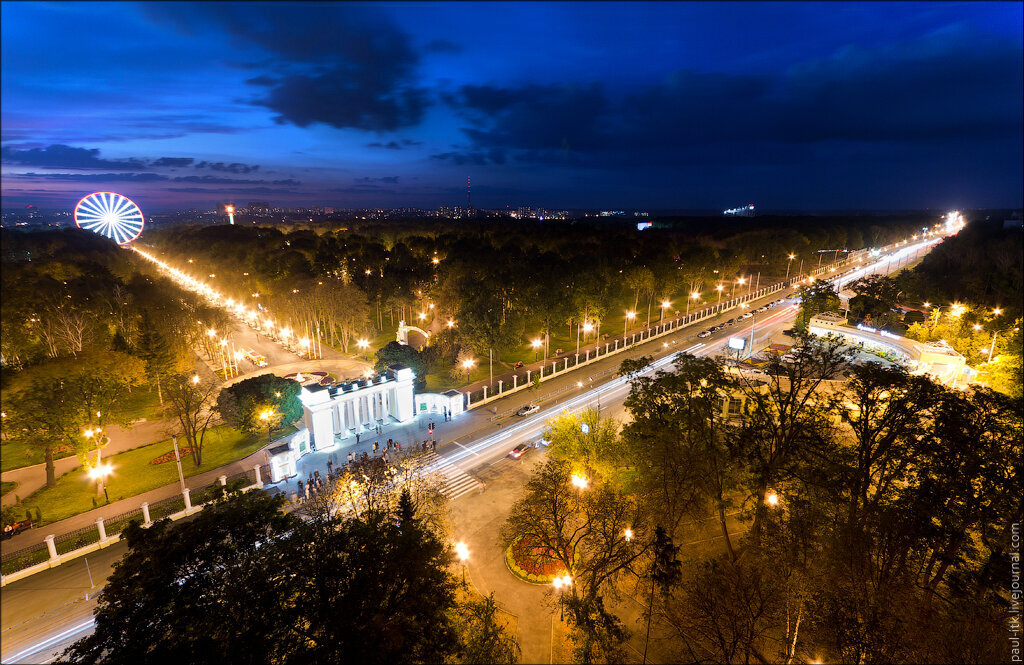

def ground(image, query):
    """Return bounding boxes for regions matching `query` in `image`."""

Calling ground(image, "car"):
[740,312,752,319]
[512,361,524,370]
[508,442,534,459]
[697,330,712,338]
[725,318,735,325]
[516,404,540,417]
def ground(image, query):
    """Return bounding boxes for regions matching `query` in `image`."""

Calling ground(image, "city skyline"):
[2,1,1022,213]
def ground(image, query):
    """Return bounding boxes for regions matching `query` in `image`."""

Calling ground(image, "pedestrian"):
[314,470,321,484]
[347,451,353,464]
[297,479,304,499]
[304,483,310,500]
[397,442,402,452]
[431,439,436,452]
[356,432,360,444]
[327,459,334,475]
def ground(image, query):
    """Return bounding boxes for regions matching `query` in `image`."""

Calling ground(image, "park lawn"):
[1,439,76,473]
[1,481,16,497]
[20,424,293,525]
[1,391,163,473]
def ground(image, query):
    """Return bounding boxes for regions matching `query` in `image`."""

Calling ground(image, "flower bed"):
[150,448,193,465]
[504,534,567,584]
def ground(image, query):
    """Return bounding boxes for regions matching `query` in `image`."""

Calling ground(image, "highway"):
[0,236,938,664]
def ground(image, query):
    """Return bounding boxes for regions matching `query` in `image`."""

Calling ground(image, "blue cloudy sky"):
[1,1,1021,212]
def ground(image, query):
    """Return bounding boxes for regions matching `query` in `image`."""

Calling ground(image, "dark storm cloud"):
[1,144,148,170]
[151,157,195,167]
[446,30,1022,166]
[167,186,299,195]
[366,139,423,150]
[194,161,261,174]
[9,172,169,182]
[172,175,301,186]
[143,3,429,132]
[430,149,507,166]
[356,176,400,184]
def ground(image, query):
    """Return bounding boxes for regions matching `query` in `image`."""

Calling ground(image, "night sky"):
[1,2,1021,213]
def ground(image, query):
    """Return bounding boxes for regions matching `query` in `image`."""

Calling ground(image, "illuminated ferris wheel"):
[74,192,145,245]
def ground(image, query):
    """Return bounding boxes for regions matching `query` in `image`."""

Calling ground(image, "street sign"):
[728,337,746,350]
[581,423,590,434]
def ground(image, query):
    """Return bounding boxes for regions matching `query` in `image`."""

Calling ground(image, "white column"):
[219,475,227,486]
[483,385,488,399]
[253,464,263,486]
[513,375,518,389]
[527,370,532,383]
[498,380,503,394]
[96,517,107,542]
[45,534,58,561]
[141,502,151,525]
[586,350,590,362]
[183,488,192,511]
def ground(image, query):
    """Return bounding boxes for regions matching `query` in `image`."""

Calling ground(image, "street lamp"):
[532,338,543,360]
[685,291,700,318]
[88,462,113,504]
[571,474,589,490]
[357,338,370,359]
[785,253,795,282]
[624,311,635,339]
[766,491,780,507]
[716,283,724,310]
[553,574,572,621]
[660,300,671,324]
[455,541,469,584]
[260,408,275,444]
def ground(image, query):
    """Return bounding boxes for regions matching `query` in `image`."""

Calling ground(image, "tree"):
[63,489,298,664]
[545,407,622,479]
[164,373,220,466]
[847,275,902,328]
[65,486,471,665]
[215,374,301,436]
[620,353,738,552]
[135,311,175,405]
[500,459,647,662]
[453,593,521,665]
[374,340,428,392]
[794,280,840,331]
[730,336,848,545]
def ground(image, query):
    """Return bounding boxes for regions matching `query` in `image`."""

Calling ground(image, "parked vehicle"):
[516,404,540,417]
[697,330,712,338]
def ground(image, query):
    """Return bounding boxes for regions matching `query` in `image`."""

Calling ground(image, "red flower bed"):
[151,447,193,465]
[510,535,566,578]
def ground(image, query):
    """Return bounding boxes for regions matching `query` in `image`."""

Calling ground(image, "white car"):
[516,404,540,417]
[697,330,712,338]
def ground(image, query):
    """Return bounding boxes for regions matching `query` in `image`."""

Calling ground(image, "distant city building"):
[247,201,270,212]
[723,204,756,217]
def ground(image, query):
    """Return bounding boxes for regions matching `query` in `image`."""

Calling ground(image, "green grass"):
[19,424,292,525]
[118,387,165,422]
[1,481,17,496]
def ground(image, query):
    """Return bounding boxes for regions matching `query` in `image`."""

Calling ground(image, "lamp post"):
[171,434,186,495]
[260,408,275,444]
[624,311,635,340]
[552,574,572,621]
[455,541,469,584]
[785,254,795,282]
[716,284,724,311]
[660,300,670,324]
[736,276,746,302]
[533,338,543,360]
[357,338,370,360]
[988,308,1003,362]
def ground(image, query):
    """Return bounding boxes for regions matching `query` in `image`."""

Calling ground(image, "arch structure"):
[396,320,431,345]
[299,364,416,449]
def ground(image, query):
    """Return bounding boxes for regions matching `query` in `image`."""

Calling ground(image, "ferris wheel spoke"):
[74,191,145,245]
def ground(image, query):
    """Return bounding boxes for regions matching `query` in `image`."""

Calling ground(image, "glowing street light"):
[785,253,796,282]
[447,319,455,328]
[571,474,589,490]
[225,205,235,225]
[553,574,573,620]
[624,311,635,339]
[455,541,470,583]
[624,528,634,541]
[766,492,779,507]
[462,358,475,371]
[260,408,275,444]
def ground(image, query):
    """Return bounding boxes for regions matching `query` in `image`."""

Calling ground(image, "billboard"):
[728,337,746,350]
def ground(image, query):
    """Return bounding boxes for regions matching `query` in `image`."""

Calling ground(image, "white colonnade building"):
[299,364,416,450]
